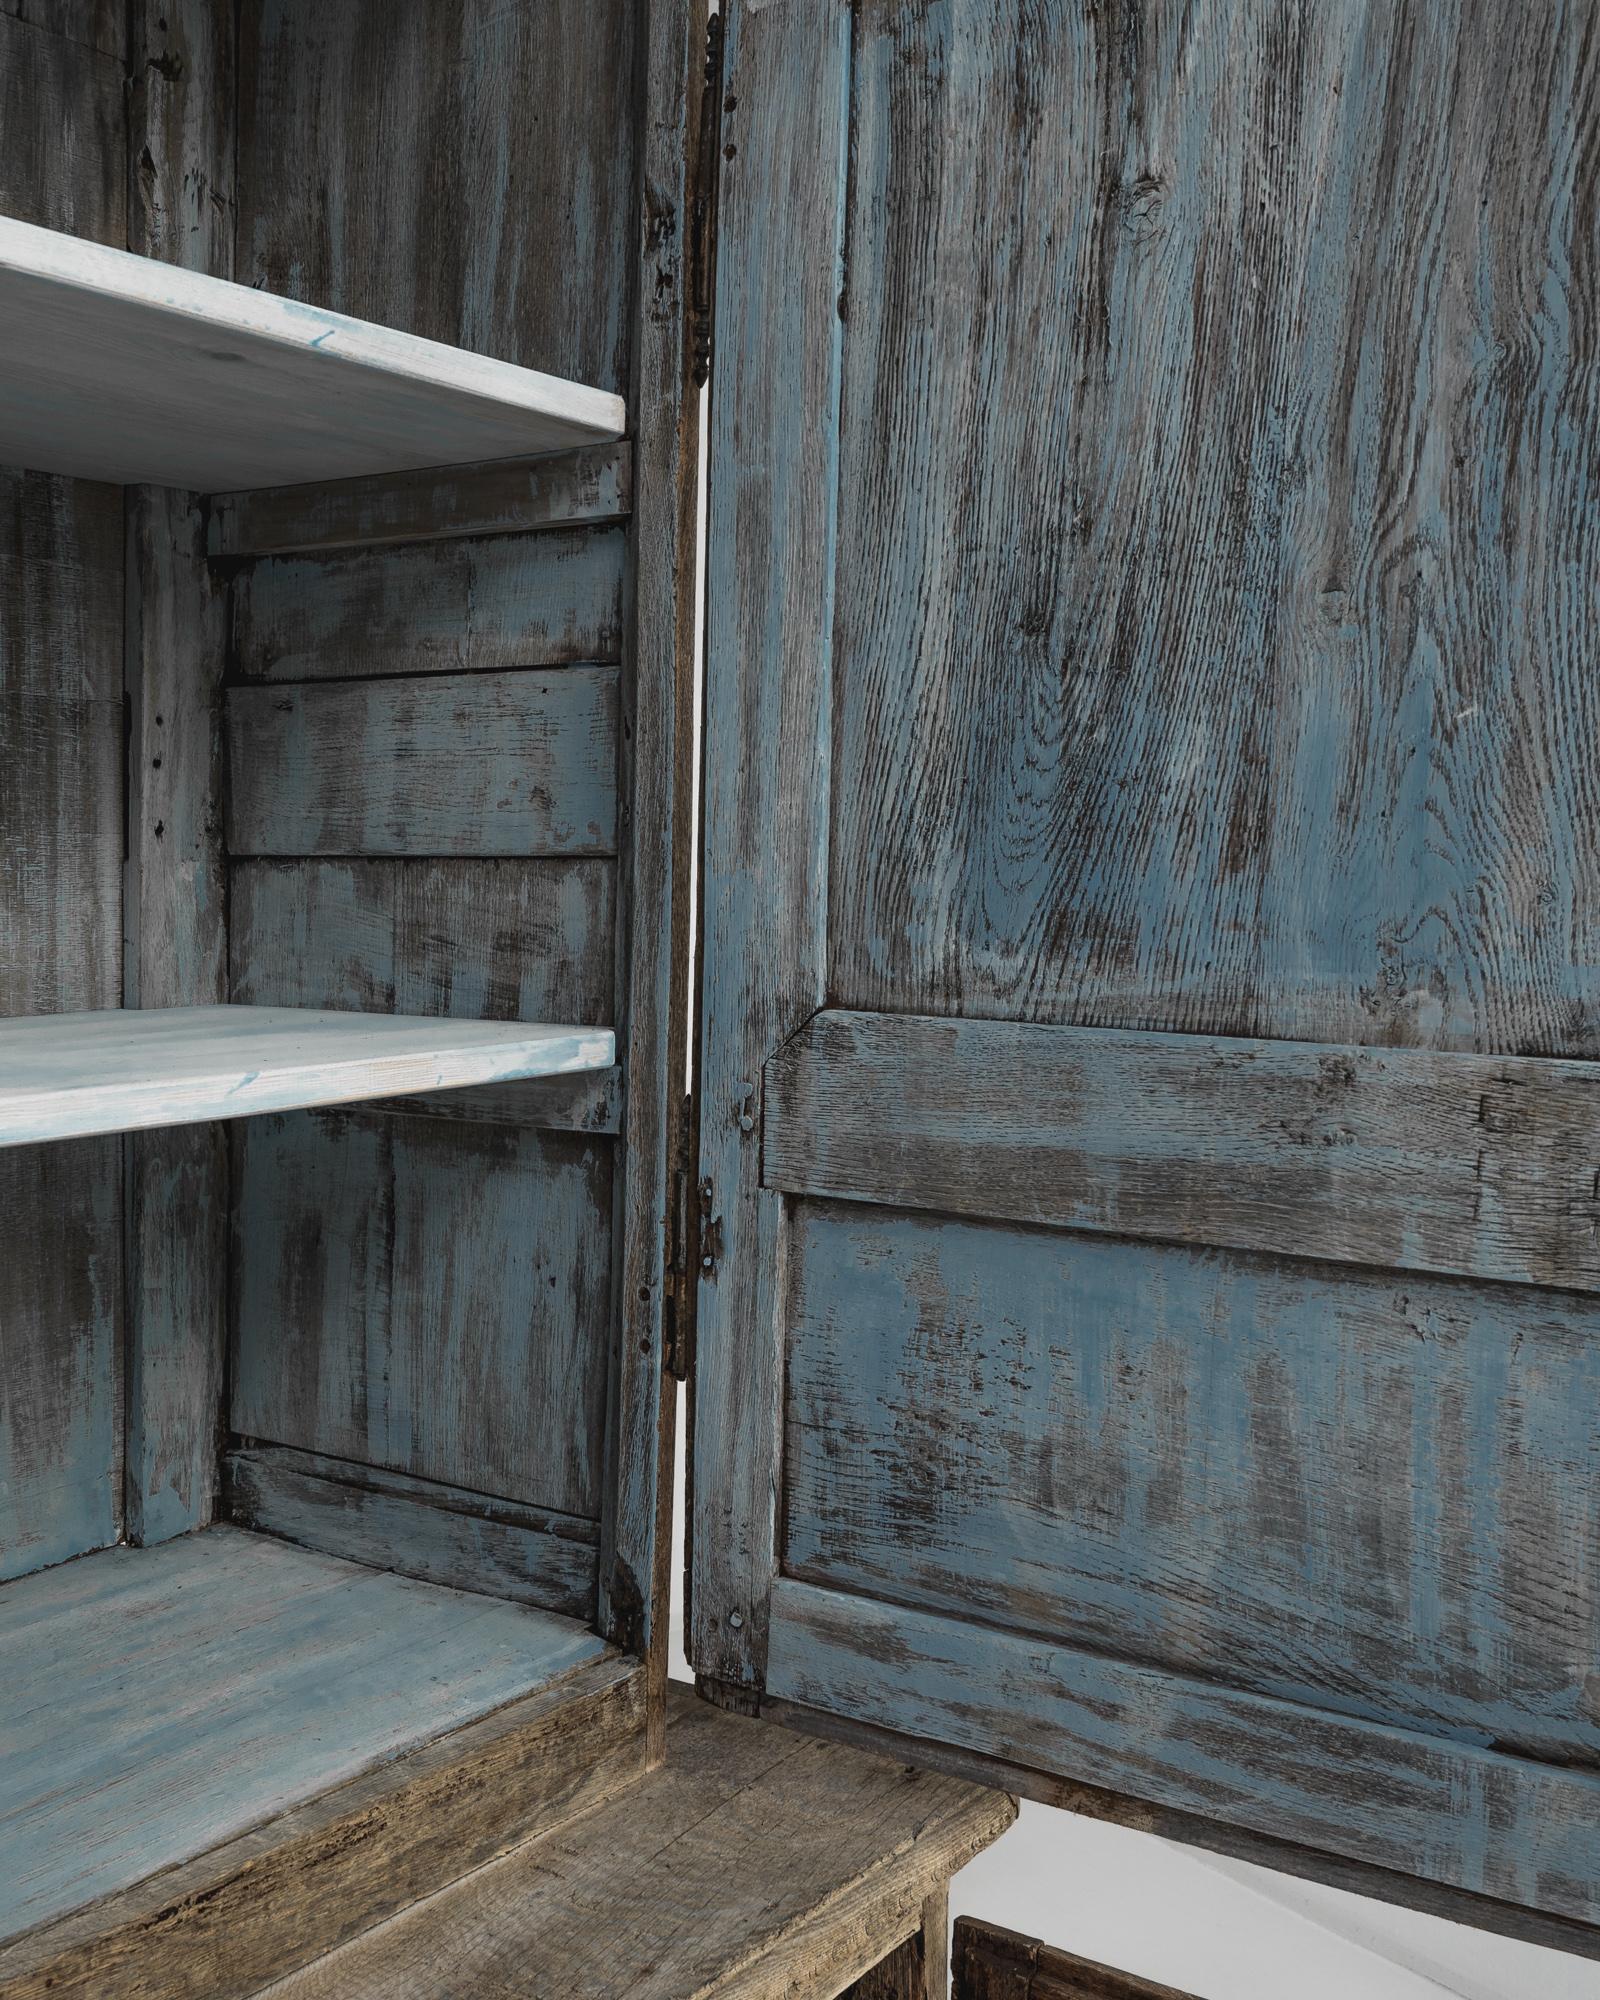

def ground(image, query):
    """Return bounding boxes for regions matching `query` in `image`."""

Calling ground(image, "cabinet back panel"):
[0,8,126,1579]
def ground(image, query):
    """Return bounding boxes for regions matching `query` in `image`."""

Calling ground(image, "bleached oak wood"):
[0,216,625,490]
[0,1005,613,1147]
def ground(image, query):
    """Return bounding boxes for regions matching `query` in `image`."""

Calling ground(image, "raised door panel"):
[694,0,1600,1948]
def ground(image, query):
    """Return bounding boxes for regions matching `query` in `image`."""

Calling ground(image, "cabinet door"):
[692,0,1600,1951]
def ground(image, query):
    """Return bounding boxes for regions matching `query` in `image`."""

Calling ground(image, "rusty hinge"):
[689,11,726,389]
[663,1097,696,1382]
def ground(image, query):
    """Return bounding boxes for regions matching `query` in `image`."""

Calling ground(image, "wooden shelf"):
[0,1004,614,1147]
[0,217,626,490]
[0,1529,615,1953]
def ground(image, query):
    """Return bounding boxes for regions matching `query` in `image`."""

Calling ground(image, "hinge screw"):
[728,1610,744,1630]
[701,1253,714,1271]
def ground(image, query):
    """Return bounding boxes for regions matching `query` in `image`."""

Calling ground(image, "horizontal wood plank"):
[0,1005,612,1147]
[765,1012,1600,1294]
[231,526,625,682]
[226,669,619,858]
[256,1685,1015,2000]
[953,1920,1201,2000]
[766,1578,1600,1928]
[0,215,623,489]
[782,1200,1600,1768]
[211,441,632,557]
[224,1446,598,1621]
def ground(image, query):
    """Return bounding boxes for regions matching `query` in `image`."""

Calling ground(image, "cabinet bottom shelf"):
[0,1527,641,1999]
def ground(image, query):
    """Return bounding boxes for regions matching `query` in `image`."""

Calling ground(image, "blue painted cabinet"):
[692,0,1600,1953]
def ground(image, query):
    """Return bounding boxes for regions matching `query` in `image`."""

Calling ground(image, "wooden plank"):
[0,1006,612,1146]
[0,12,122,240]
[0,1528,612,1950]
[0,215,624,490]
[225,668,619,858]
[0,459,124,1573]
[362,1070,622,1138]
[782,1201,1600,1766]
[235,0,636,394]
[231,857,616,1023]
[211,440,632,557]
[953,1920,1202,2000]
[1,3,122,60]
[0,1140,121,1579]
[846,1892,949,2000]
[232,1112,613,1522]
[251,1685,1015,2000]
[820,5,1600,1058]
[224,1445,598,1621]
[230,527,626,682]
[0,1633,644,2000]
[764,1012,1600,1294]
[594,0,704,1692]
[691,0,853,1700]
[126,0,232,274]
[767,1578,1600,1929]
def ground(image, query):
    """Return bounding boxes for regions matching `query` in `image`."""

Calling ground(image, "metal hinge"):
[689,11,726,389]
[663,1098,697,1382]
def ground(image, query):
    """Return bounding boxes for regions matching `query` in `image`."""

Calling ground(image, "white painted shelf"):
[0,1005,615,1147]
[0,217,626,490]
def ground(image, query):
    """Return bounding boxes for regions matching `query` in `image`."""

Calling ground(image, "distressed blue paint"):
[767,1577,1600,1928]
[233,1110,613,1522]
[0,1528,609,1939]
[782,1202,1600,1767]
[232,526,626,682]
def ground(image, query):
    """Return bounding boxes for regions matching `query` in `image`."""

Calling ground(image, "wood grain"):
[953,1920,1202,2000]
[825,1,1600,1057]
[1,2,122,61]
[691,0,854,1699]
[0,1621,644,2000]
[845,1893,949,2000]
[236,0,636,394]
[764,1011,1600,1293]
[231,1110,613,1523]
[224,1445,599,1621]
[782,1199,1600,1767]
[767,1577,1600,1928]
[249,1686,1014,2000]
[230,527,626,681]
[0,10,122,239]
[212,441,632,558]
[225,668,619,858]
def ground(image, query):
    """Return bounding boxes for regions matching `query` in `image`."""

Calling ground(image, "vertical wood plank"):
[0,10,123,238]
[595,0,704,1708]
[844,1889,950,2000]
[122,0,234,1545]
[690,0,853,1693]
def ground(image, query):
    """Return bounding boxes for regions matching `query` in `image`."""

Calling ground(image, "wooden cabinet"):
[1,1,1596,1992]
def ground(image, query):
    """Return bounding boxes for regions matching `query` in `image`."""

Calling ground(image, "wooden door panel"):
[695,0,1600,1941]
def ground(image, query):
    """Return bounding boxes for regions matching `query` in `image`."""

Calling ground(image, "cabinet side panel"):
[0,11,126,1577]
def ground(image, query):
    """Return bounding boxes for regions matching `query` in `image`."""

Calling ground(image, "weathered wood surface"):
[765,1012,1600,1294]
[226,668,619,858]
[768,1576,1600,1929]
[822,2,1600,1057]
[126,0,233,276]
[225,1445,599,1621]
[783,1200,1600,1766]
[212,441,632,558]
[844,1893,949,2000]
[231,858,616,1024]
[0,12,125,1568]
[1,2,122,60]
[594,0,703,1688]
[953,1920,1201,2000]
[0,1005,611,1146]
[0,214,623,489]
[249,1686,1014,2000]
[361,1070,622,1137]
[692,0,852,1700]
[0,1631,644,2000]
[0,1527,612,1950]
[236,0,636,394]
[232,1110,613,1522]
[231,526,625,681]
[0,11,122,238]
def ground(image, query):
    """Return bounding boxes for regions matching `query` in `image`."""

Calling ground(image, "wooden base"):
[251,1684,1016,1998]
[0,1529,648,2000]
